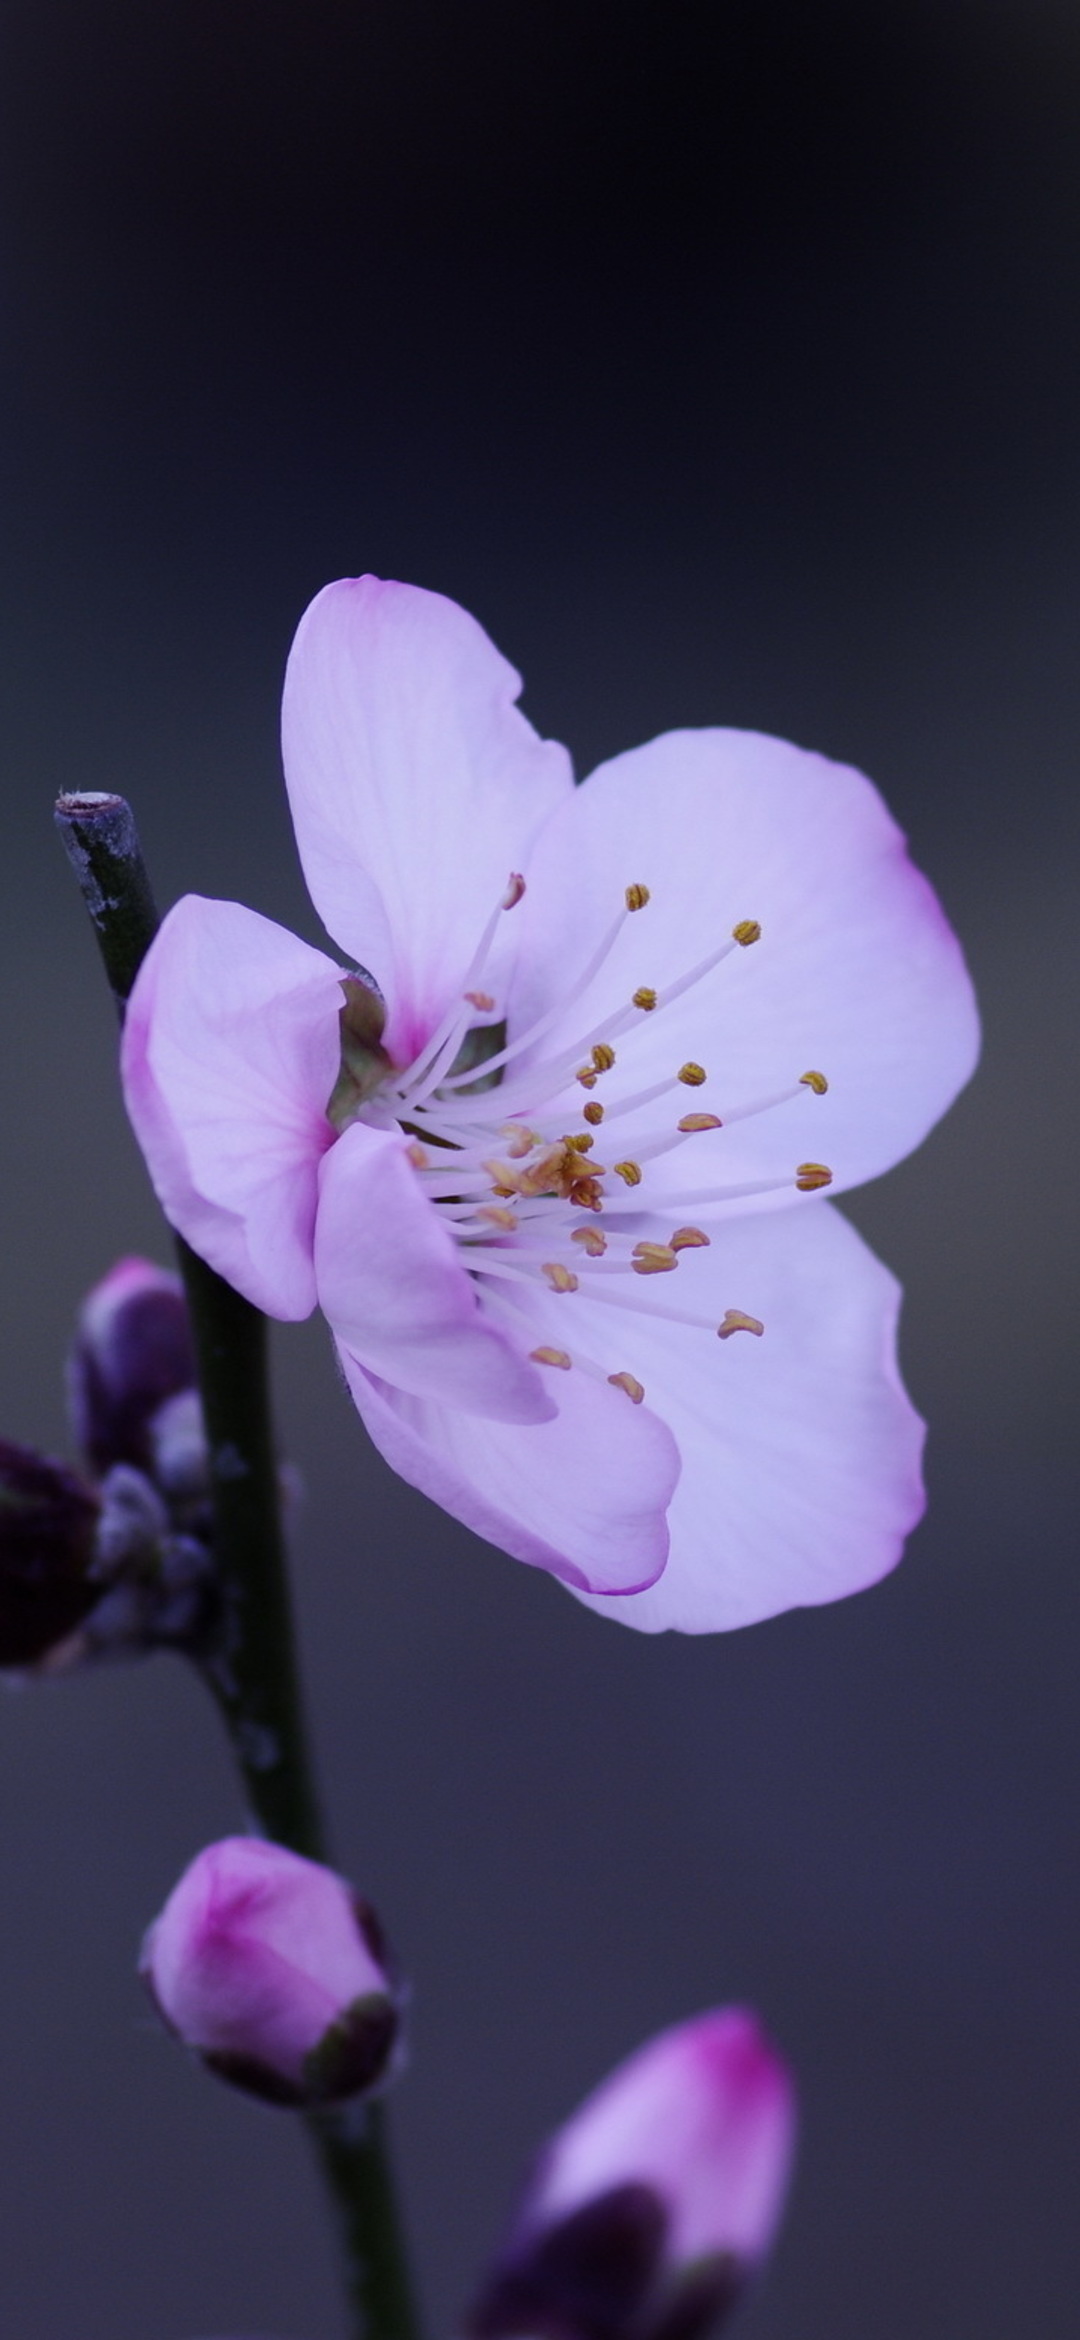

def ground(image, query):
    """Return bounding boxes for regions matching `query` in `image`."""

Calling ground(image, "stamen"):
[438,901,633,1093]
[795,1162,833,1190]
[632,986,658,1011]
[670,1226,710,1250]
[678,1062,707,1086]
[503,873,526,908]
[401,874,523,1099]
[625,883,651,911]
[582,1100,604,1124]
[677,1112,722,1133]
[592,1043,616,1072]
[799,1069,828,1094]
[561,1131,594,1152]
[478,1205,517,1229]
[631,1243,679,1276]
[718,1311,765,1339]
[542,1262,579,1293]
[732,919,761,946]
[531,1346,572,1369]
[571,1227,607,1256]
[465,990,496,1011]
[406,1142,430,1168]
[576,1068,598,1089]
[613,1160,642,1186]
[608,1371,645,1404]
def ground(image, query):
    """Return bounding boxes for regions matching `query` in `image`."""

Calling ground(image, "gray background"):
[0,3,1078,2334]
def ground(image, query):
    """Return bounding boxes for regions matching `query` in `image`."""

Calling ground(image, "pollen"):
[732,919,762,946]
[532,1346,572,1370]
[795,1162,833,1191]
[582,1100,605,1125]
[678,1062,707,1086]
[465,989,496,1011]
[591,1043,616,1072]
[799,1069,828,1095]
[613,1160,643,1186]
[718,1310,765,1339]
[608,1371,645,1405]
[542,1261,579,1293]
[632,986,658,1011]
[670,1225,711,1250]
[502,873,526,908]
[631,1242,679,1275]
[625,883,651,911]
[677,1112,722,1133]
[571,1226,607,1255]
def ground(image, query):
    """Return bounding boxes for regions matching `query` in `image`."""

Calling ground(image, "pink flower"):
[141,1835,402,2106]
[467,2008,795,2340]
[121,577,978,1627]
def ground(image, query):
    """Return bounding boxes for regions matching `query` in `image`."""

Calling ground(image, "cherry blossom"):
[121,577,978,1628]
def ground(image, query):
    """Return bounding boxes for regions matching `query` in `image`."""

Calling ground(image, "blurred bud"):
[0,1437,101,1666]
[141,1837,404,2108]
[68,1256,196,1476]
[468,2010,795,2340]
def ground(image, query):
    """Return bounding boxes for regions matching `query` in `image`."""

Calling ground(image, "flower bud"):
[0,1437,101,1666]
[68,1256,196,1476]
[468,2010,795,2340]
[141,1837,403,2108]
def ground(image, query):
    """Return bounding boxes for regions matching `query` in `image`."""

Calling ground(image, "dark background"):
[0,3,1078,2334]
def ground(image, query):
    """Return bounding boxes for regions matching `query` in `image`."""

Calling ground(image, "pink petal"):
[507,728,979,1206]
[337,1340,679,1596]
[121,897,342,1319]
[282,578,574,1064]
[569,1199,924,1632]
[314,1126,556,1421]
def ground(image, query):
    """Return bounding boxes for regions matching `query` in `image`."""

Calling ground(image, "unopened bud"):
[468,2009,795,2340]
[68,1257,195,1476]
[141,1837,404,2109]
[0,1439,101,1666]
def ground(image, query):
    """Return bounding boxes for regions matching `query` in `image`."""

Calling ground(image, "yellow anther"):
[678,1062,707,1087]
[799,1070,828,1095]
[562,1132,594,1152]
[478,1206,517,1230]
[489,1183,515,1199]
[632,986,658,1011]
[625,883,651,911]
[591,1043,616,1072]
[542,1261,579,1293]
[732,919,762,946]
[501,1124,538,1158]
[531,1346,572,1370]
[405,1142,430,1169]
[718,1310,765,1340]
[677,1112,722,1133]
[613,1160,642,1186]
[670,1226,711,1251]
[608,1371,645,1405]
[582,1100,605,1125]
[465,988,496,1011]
[569,1179,605,1211]
[631,1242,679,1276]
[571,1227,608,1255]
[576,1067,598,1089]
[795,1162,833,1191]
[502,872,526,909]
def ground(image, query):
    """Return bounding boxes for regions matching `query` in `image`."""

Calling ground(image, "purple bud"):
[468,2010,795,2340]
[0,1437,101,1666]
[68,1256,196,1476]
[141,1837,404,2108]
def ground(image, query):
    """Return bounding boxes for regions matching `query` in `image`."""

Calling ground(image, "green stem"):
[56,789,421,2340]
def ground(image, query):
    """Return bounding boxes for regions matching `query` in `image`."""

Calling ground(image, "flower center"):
[328,879,832,1405]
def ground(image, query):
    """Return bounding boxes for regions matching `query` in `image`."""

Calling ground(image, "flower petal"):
[121,897,343,1318]
[282,578,574,1063]
[506,728,979,1205]
[565,1199,924,1631]
[314,1126,556,1421]
[336,1339,679,1596]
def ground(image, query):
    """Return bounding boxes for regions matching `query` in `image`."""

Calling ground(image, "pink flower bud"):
[469,2010,795,2340]
[141,1837,403,2108]
[68,1256,195,1476]
[0,1437,101,1666]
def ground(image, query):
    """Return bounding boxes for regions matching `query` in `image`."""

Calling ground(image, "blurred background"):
[0,3,1078,2334]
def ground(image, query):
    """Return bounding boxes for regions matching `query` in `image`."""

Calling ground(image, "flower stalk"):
[55,788,420,2340]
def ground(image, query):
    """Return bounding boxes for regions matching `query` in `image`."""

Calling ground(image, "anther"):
[678,1062,707,1086]
[582,1100,605,1125]
[795,1162,833,1190]
[799,1070,828,1094]
[542,1262,579,1293]
[677,1112,722,1133]
[625,883,651,911]
[502,873,526,909]
[562,1132,594,1152]
[670,1226,711,1250]
[732,919,761,946]
[591,1043,616,1072]
[569,1178,605,1211]
[501,1125,538,1159]
[608,1372,645,1404]
[613,1160,642,1186]
[406,1142,430,1168]
[718,1310,765,1339]
[532,1346,572,1370]
[576,1068,598,1089]
[632,986,658,1011]
[465,989,496,1011]
[478,1206,517,1229]
[571,1227,607,1255]
[631,1243,679,1275]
